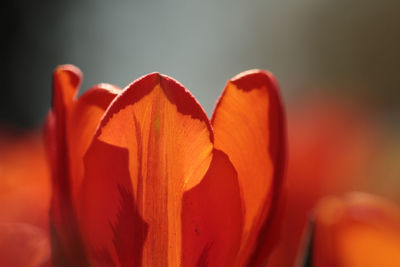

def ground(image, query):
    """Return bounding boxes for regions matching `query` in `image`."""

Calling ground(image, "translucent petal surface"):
[79,73,217,266]
[211,70,286,265]
[48,65,119,266]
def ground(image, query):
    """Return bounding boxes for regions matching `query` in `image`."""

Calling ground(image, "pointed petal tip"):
[104,71,213,141]
[124,72,160,88]
[158,73,213,139]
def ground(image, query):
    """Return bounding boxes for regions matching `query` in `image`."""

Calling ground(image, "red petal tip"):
[100,72,213,141]
[230,69,277,92]
[53,64,83,88]
[158,73,213,140]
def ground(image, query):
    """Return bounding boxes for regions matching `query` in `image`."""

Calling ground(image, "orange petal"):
[52,64,82,110]
[47,65,84,242]
[47,65,119,265]
[67,83,120,205]
[313,193,400,267]
[0,222,50,267]
[78,73,214,266]
[211,70,286,265]
[182,149,243,266]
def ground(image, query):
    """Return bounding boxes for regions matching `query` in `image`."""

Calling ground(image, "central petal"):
[79,73,213,266]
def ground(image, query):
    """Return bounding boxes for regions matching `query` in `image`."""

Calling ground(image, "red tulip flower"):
[45,65,286,266]
[269,95,381,267]
[311,193,400,267]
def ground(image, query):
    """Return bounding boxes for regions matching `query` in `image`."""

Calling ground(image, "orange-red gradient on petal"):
[212,70,286,266]
[46,65,286,266]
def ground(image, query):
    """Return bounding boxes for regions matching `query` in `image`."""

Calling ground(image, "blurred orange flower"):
[0,132,51,267]
[269,95,381,267]
[312,192,400,267]
[45,65,286,266]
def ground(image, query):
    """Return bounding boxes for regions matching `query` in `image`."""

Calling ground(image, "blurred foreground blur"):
[0,131,50,266]
[270,92,400,266]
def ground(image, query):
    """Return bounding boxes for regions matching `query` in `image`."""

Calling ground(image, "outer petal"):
[312,193,400,267]
[211,70,286,265]
[79,73,217,266]
[67,83,120,205]
[47,65,119,266]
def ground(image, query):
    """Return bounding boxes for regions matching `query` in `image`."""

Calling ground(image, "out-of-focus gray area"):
[1,0,399,128]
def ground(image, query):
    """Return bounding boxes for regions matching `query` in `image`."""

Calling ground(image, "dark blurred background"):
[1,0,399,128]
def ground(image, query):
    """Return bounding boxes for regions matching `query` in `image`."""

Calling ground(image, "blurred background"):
[1,0,399,266]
